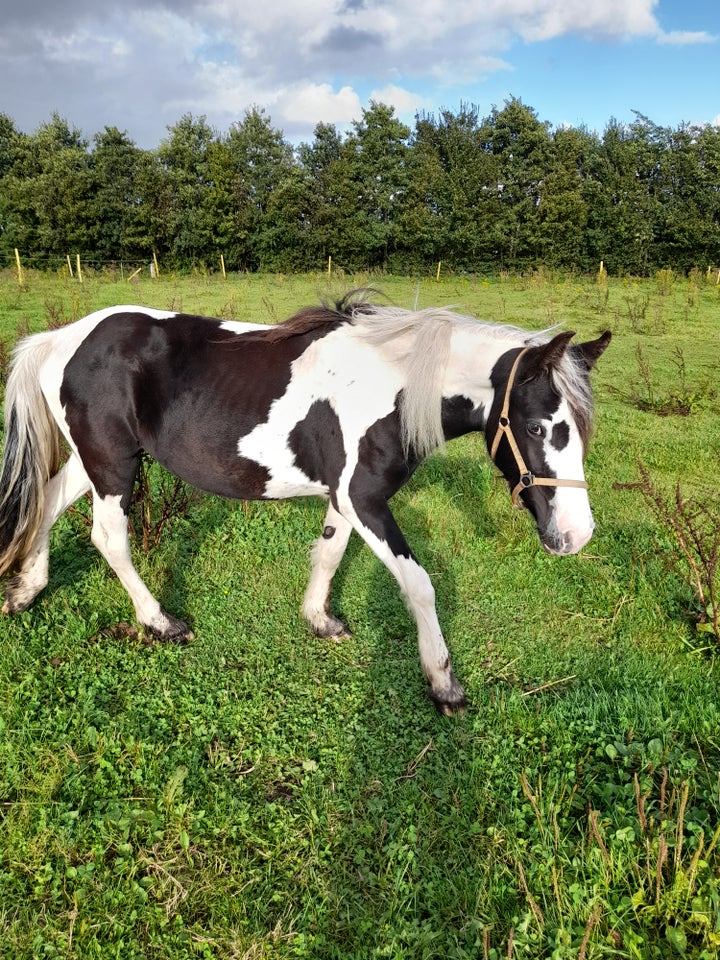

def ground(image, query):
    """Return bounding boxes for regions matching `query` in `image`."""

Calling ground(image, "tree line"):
[1,98,719,276]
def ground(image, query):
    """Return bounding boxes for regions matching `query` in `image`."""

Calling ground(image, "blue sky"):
[0,0,717,147]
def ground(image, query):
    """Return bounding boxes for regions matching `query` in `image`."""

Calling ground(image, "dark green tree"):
[483,98,552,270]
[220,108,296,270]
[585,118,661,274]
[324,102,410,269]
[0,114,24,263]
[393,113,449,271]
[297,122,344,266]
[88,127,149,263]
[537,126,596,270]
[157,114,218,265]
[3,115,92,263]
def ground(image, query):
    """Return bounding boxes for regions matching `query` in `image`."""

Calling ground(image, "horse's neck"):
[444,325,519,424]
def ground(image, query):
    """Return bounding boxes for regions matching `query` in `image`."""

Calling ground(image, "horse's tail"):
[0,333,62,578]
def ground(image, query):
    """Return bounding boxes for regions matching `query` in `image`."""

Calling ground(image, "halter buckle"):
[519,473,533,488]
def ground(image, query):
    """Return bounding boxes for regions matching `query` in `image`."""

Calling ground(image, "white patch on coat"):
[237,328,405,499]
[541,397,594,553]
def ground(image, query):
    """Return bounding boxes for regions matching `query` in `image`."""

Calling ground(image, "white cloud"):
[273,83,363,127]
[657,30,716,45]
[368,85,428,115]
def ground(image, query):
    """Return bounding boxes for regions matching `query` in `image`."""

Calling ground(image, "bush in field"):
[623,462,719,643]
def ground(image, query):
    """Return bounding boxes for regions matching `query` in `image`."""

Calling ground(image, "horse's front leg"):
[342,496,466,715]
[302,503,353,637]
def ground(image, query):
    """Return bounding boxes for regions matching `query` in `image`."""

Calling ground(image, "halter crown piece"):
[489,348,589,508]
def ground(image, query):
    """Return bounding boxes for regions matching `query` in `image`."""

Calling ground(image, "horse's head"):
[487,330,611,555]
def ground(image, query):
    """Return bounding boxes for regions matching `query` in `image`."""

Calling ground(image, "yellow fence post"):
[76,254,83,284]
[436,261,442,281]
[328,255,332,277]
[14,248,24,285]
[220,254,226,279]
[153,251,160,278]
[66,254,73,277]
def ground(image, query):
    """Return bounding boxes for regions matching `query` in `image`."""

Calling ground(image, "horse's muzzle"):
[541,523,595,556]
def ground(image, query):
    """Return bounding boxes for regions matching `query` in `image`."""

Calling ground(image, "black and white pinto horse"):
[0,294,610,713]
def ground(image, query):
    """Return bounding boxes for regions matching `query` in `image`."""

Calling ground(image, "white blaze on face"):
[542,398,595,555]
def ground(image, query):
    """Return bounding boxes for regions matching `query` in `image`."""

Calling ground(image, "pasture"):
[0,268,719,959]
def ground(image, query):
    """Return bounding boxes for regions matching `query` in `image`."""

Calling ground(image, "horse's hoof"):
[313,615,349,639]
[428,679,467,716]
[146,614,194,644]
[2,576,38,614]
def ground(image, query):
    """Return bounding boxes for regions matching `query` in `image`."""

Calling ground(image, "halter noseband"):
[489,348,588,508]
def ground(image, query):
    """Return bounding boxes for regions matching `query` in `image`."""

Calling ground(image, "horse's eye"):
[526,421,544,438]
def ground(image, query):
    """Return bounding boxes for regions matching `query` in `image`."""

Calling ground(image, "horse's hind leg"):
[90,491,192,642]
[302,504,353,637]
[3,454,91,614]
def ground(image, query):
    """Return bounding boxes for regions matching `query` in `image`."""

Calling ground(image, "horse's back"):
[41,307,366,502]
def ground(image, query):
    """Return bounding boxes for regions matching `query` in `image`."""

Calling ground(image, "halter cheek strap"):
[489,348,588,508]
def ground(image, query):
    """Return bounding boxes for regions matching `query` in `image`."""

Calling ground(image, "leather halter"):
[489,348,588,508]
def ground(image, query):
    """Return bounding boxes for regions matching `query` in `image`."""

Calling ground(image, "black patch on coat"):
[551,421,570,451]
[348,393,490,559]
[288,400,346,494]
[441,395,486,441]
[349,407,416,560]
[59,311,340,507]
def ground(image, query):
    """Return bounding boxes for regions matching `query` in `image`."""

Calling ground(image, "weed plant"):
[0,269,719,958]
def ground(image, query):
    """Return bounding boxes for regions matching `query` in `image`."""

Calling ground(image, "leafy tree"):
[651,121,719,271]
[324,102,410,269]
[257,165,315,271]
[483,98,552,270]
[585,118,662,274]
[412,105,507,272]
[220,108,296,270]
[537,126,596,270]
[157,114,218,265]
[88,127,149,263]
[693,123,720,269]
[0,100,718,275]
[393,113,449,271]
[4,115,92,263]
[297,122,344,266]
[0,114,24,263]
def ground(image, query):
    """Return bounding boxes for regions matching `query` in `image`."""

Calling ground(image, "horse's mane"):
[263,290,594,458]
[261,304,349,342]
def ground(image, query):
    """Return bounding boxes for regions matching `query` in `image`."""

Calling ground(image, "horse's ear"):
[574,330,612,370]
[521,331,575,381]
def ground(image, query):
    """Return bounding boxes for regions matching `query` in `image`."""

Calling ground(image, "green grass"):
[1,268,719,958]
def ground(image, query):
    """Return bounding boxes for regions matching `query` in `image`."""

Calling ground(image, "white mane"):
[346,303,593,459]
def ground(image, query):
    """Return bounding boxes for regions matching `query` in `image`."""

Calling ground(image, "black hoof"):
[428,681,467,716]
[146,614,194,645]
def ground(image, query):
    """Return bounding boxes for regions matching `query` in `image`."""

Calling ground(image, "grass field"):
[0,268,719,959]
